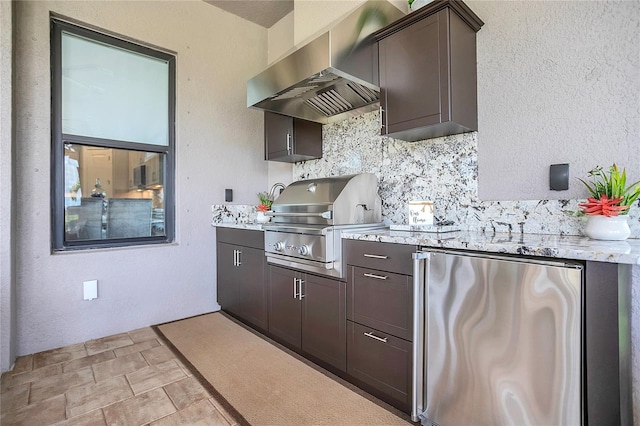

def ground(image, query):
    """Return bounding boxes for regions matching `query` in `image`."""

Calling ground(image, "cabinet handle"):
[293,277,298,299]
[379,105,385,130]
[286,133,292,154]
[233,250,238,266]
[363,273,388,280]
[236,250,241,266]
[298,279,305,300]
[363,253,388,259]
[364,332,388,343]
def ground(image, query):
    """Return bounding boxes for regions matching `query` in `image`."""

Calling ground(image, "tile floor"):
[0,327,240,425]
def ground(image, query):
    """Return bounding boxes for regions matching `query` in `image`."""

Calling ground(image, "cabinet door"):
[347,321,412,410]
[379,10,447,136]
[347,266,413,341]
[237,246,268,331]
[268,266,302,348]
[301,274,346,372]
[264,112,293,160]
[217,242,239,314]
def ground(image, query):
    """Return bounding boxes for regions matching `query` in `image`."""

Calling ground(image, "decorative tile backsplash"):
[291,110,640,238]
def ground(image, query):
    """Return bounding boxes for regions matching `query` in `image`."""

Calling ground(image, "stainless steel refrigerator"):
[412,250,583,425]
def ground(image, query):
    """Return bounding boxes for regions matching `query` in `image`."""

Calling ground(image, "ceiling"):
[204,0,294,28]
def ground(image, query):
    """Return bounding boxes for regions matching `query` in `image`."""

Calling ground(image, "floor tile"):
[175,358,193,377]
[30,367,94,404]
[163,376,211,410]
[128,327,158,343]
[65,375,133,418]
[102,388,176,425]
[33,344,87,370]
[141,345,175,365]
[10,363,63,388]
[53,409,106,426]
[0,394,66,425]
[126,360,186,395]
[12,355,34,375]
[208,397,240,426]
[0,382,30,414]
[85,333,134,356]
[150,399,230,426]
[91,352,147,383]
[62,351,116,373]
[113,339,160,357]
[1,371,13,393]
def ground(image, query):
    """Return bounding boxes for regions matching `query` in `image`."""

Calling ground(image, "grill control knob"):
[274,241,285,252]
[298,245,310,256]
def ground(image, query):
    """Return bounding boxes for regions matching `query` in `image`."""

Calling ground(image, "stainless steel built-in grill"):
[264,173,384,278]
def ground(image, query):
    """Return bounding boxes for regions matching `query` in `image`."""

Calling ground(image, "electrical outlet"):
[83,280,98,300]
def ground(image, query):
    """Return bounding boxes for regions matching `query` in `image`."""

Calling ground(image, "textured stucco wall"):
[466,0,640,201]
[0,0,16,372]
[12,0,268,358]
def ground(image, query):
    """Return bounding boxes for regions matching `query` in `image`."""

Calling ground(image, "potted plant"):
[578,164,640,240]
[256,192,272,223]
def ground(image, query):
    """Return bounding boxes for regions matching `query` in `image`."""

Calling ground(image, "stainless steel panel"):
[423,251,582,426]
[247,1,404,124]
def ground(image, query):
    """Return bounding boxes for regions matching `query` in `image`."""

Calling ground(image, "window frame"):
[51,18,176,250]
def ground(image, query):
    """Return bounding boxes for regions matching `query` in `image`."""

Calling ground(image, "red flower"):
[256,203,270,213]
[578,195,627,217]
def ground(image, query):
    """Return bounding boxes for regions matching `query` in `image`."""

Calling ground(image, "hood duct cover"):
[247,1,404,124]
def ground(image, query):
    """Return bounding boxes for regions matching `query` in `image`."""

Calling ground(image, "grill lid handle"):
[265,211,333,219]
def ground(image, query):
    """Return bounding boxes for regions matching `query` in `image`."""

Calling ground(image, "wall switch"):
[225,188,233,202]
[83,280,98,300]
[550,163,569,191]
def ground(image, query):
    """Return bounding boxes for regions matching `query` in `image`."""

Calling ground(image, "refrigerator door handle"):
[412,251,430,422]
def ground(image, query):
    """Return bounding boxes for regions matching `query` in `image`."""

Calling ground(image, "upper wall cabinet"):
[375,0,484,142]
[265,111,323,163]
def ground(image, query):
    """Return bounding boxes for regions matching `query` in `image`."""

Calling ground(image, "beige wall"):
[1,0,16,372]
[468,0,640,201]
[10,0,268,358]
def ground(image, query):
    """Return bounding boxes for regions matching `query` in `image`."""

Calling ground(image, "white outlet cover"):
[83,280,98,300]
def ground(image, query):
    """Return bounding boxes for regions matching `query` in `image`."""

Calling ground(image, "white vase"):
[256,211,270,224]
[584,215,630,241]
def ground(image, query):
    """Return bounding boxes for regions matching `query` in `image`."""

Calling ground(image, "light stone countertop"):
[342,229,640,265]
[213,222,640,265]
[213,223,265,231]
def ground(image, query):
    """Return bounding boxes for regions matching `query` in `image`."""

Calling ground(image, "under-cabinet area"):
[216,225,635,424]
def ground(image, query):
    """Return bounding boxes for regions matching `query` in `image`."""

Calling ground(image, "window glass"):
[61,32,169,146]
[52,18,174,250]
[64,145,166,241]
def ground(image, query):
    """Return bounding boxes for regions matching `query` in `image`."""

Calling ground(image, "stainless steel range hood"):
[247,1,404,124]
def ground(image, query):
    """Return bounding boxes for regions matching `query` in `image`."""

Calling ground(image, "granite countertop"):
[342,228,640,265]
[213,223,265,231]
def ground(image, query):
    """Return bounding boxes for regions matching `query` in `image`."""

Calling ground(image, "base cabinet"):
[216,228,268,331]
[268,265,346,372]
[347,321,412,411]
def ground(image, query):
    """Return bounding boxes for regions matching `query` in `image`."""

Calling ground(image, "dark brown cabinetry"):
[216,228,268,332]
[344,239,416,411]
[264,111,323,162]
[375,0,483,142]
[268,265,346,372]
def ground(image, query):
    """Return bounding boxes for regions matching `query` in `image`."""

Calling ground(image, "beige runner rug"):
[157,312,411,425]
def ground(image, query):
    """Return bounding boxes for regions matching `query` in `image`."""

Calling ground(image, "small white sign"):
[408,201,434,226]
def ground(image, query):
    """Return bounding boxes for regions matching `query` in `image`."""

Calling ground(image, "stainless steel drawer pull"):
[363,273,388,280]
[364,332,388,343]
[293,277,298,299]
[363,254,388,259]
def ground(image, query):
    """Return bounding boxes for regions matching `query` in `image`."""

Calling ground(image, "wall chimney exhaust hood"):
[247,1,404,124]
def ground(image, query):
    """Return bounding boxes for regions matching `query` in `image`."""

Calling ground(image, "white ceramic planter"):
[256,211,270,224]
[584,215,631,241]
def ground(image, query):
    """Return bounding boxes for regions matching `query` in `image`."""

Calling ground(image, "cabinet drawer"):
[347,321,412,409]
[216,227,264,250]
[347,266,413,340]
[344,239,415,275]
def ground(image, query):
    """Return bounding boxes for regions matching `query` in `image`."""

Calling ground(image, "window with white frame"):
[51,18,175,250]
